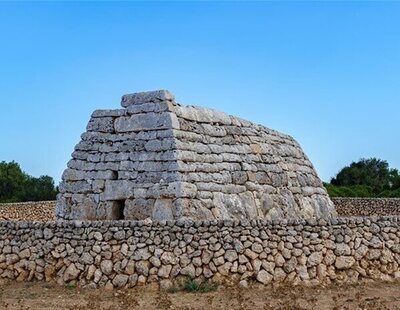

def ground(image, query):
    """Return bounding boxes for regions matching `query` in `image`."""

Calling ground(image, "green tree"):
[20,175,58,202]
[0,161,58,203]
[389,169,400,190]
[331,158,390,194]
[0,161,27,202]
[327,158,400,198]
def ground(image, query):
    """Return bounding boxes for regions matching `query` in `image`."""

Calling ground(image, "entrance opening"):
[113,200,126,220]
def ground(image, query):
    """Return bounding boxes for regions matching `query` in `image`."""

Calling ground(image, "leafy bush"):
[324,183,375,198]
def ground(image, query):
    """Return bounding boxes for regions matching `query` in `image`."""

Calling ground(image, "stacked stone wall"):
[334,198,400,217]
[1,217,400,289]
[57,90,335,222]
[0,201,55,221]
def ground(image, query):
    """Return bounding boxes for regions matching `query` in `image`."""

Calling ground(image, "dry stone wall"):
[57,90,335,221]
[1,217,400,289]
[334,198,400,217]
[0,201,55,221]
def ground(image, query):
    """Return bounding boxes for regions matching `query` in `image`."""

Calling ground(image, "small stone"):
[112,274,128,288]
[125,260,135,275]
[158,265,172,278]
[224,250,238,263]
[239,280,248,288]
[335,256,356,270]
[100,260,113,275]
[180,264,196,278]
[64,264,80,282]
[307,252,323,267]
[80,252,94,265]
[160,279,174,290]
[93,232,103,241]
[256,270,273,285]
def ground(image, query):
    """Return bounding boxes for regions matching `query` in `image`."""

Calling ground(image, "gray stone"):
[256,270,273,284]
[112,274,128,288]
[114,112,179,133]
[307,252,323,267]
[121,90,175,107]
[79,253,94,265]
[64,264,80,282]
[100,260,113,275]
[152,199,174,221]
[224,250,238,263]
[335,256,356,270]
[57,89,336,221]
[158,265,172,278]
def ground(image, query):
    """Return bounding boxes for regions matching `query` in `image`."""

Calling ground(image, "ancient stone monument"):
[56,90,336,221]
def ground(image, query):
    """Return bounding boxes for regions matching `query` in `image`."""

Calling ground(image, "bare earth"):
[1,281,400,310]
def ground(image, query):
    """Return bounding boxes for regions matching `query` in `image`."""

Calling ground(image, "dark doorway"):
[113,200,125,220]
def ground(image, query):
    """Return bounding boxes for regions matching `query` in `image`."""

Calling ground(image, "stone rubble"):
[0,201,54,221]
[333,198,400,217]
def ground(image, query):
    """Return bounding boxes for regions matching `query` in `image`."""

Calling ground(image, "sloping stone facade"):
[56,90,336,221]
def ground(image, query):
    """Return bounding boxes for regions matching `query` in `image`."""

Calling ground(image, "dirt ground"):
[1,281,400,310]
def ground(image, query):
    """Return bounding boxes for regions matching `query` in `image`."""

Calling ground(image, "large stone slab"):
[121,90,175,107]
[114,112,180,132]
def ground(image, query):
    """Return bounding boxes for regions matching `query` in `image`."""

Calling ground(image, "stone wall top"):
[121,90,175,108]
[2,214,400,230]
[333,198,400,217]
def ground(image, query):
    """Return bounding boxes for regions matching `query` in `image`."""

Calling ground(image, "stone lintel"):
[121,90,175,108]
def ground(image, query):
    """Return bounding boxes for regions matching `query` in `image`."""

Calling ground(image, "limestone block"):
[174,105,232,125]
[86,117,115,133]
[96,201,125,220]
[148,182,197,199]
[92,109,127,118]
[100,180,135,201]
[114,112,180,133]
[172,198,214,221]
[152,199,174,221]
[126,101,174,114]
[124,199,154,220]
[121,90,175,107]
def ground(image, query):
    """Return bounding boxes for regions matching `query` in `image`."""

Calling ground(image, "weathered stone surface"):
[335,256,356,270]
[114,112,180,133]
[100,260,113,275]
[121,90,175,107]
[64,263,80,282]
[57,89,336,221]
[257,270,273,284]
[112,274,128,288]
[0,216,400,289]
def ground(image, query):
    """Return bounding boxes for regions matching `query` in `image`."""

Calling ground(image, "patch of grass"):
[167,287,179,294]
[166,278,217,294]
[65,283,76,290]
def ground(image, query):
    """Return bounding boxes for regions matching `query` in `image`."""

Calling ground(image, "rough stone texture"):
[0,201,54,221]
[333,198,400,217]
[121,90,175,108]
[1,216,400,288]
[4,198,397,222]
[57,89,335,221]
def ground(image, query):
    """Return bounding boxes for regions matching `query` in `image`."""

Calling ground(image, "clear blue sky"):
[1,2,399,184]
